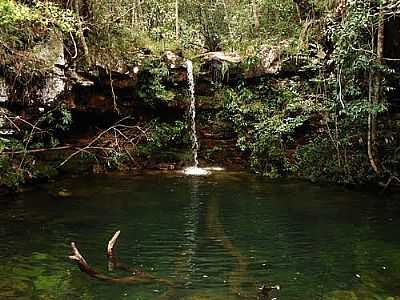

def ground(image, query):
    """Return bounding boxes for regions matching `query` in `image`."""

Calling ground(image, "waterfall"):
[186,60,199,168]
[184,60,209,176]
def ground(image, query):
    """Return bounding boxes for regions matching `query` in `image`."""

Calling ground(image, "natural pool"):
[1,173,400,300]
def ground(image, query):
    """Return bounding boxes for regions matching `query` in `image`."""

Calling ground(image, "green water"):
[1,173,400,300]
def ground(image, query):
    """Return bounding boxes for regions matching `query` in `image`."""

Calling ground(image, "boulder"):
[202,51,241,64]
[245,46,282,78]
[163,50,186,67]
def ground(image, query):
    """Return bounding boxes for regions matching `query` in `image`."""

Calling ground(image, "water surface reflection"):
[0,174,400,299]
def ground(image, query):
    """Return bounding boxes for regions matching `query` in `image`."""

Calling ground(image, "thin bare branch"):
[107,230,121,257]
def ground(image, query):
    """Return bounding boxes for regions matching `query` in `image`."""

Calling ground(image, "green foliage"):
[0,104,71,188]
[83,0,302,57]
[181,0,300,52]
[223,81,320,177]
[0,0,77,49]
[282,0,398,184]
[0,1,78,87]
[0,0,398,187]
[242,55,262,72]
[137,59,175,107]
[40,104,73,132]
[329,0,391,110]
[0,157,25,188]
[138,120,187,159]
[292,131,370,184]
[0,154,58,189]
[0,1,76,30]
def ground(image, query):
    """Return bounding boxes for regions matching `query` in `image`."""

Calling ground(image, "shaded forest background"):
[1,0,400,189]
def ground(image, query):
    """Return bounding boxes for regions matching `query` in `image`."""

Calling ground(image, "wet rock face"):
[1,48,285,113]
[40,75,65,105]
[64,52,190,114]
[1,33,67,107]
[35,33,66,105]
[197,49,286,87]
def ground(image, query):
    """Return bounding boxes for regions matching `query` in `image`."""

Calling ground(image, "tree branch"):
[69,231,173,285]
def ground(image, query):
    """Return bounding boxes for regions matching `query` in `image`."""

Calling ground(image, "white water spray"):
[183,60,209,176]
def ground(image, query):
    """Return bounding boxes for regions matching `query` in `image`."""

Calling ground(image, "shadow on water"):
[163,176,262,300]
[206,193,257,299]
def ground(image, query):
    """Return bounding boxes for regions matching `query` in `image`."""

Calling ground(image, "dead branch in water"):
[69,230,173,285]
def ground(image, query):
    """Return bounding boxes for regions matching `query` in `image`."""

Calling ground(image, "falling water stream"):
[186,60,199,168]
[184,60,210,176]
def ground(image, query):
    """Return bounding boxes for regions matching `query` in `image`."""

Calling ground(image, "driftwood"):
[69,230,172,285]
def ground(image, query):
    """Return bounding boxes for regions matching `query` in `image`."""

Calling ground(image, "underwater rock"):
[183,294,225,300]
[324,290,358,300]
[155,163,176,171]
[57,189,72,197]
[0,279,32,299]
[355,288,395,300]
[48,189,72,198]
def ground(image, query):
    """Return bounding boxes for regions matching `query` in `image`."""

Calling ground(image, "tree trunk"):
[175,0,180,47]
[130,0,142,29]
[219,0,233,40]
[131,1,137,29]
[293,0,316,20]
[376,6,385,62]
[368,5,384,175]
[75,0,89,64]
[251,0,260,33]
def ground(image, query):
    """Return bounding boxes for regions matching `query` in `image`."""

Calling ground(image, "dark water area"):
[1,173,400,300]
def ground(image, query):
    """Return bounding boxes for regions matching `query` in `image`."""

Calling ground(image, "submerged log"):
[69,230,172,285]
